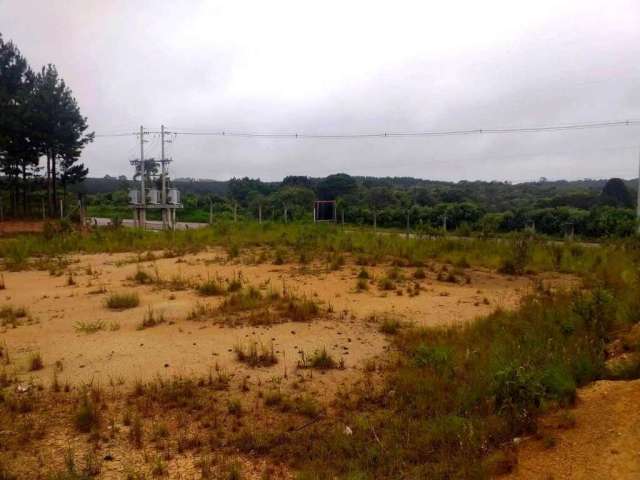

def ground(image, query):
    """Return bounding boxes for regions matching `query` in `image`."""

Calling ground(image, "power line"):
[94,132,139,138]
[165,119,640,139]
[92,118,640,139]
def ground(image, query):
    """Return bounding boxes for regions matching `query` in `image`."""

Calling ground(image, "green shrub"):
[74,394,100,433]
[196,277,225,296]
[105,292,139,310]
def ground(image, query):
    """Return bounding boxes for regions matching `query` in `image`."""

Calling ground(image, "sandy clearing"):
[0,248,563,388]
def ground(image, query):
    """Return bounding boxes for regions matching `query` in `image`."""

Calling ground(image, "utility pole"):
[161,125,167,229]
[138,125,146,229]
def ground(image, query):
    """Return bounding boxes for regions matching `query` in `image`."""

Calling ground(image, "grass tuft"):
[105,292,140,310]
[234,342,278,367]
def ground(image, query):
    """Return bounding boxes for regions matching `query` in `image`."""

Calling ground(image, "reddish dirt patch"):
[0,220,44,235]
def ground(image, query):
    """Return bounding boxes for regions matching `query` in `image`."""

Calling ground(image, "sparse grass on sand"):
[217,286,322,326]
[28,352,43,371]
[0,305,28,327]
[1,224,639,479]
[234,341,278,368]
[137,307,165,330]
[259,250,640,479]
[297,347,343,370]
[74,320,106,334]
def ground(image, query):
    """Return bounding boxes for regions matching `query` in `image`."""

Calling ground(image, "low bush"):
[196,277,225,296]
[298,348,343,370]
[105,292,139,310]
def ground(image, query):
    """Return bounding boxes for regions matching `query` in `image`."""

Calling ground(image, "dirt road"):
[506,379,640,480]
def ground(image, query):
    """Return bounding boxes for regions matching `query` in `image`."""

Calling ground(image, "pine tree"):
[31,64,93,216]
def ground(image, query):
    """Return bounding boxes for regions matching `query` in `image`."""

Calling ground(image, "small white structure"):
[147,189,160,205]
[168,189,180,205]
[128,190,140,205]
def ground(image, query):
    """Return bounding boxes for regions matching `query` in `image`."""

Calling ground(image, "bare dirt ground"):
[505,379,640,480]
[0,247,574,478]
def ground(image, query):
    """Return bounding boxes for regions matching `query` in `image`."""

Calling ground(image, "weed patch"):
[105,292,140,310]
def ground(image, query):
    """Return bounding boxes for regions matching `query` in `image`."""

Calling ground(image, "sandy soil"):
[505,379,640,480]
[0,247,580,479]
[0,248,551,390]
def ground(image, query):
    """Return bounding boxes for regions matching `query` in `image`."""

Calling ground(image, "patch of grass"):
[129,266,154,285]
[219,286,264,312]
[329,254,345,271]
[379,316,403,335]
[129,414,144,448]
[413,267,426,279]
[0,305,28,327]
[196,277,225,296]
[137,307,165,330]
[234,341,278,367]
[74,320,106,334]
[356,277,368,291]
[227,398,243,416]
[377,276,395,291]
[105,292,140,310]
[227,274,243,292]
[298,348,342,370]
[74,393,100,433]
[280,295,320,322]
[28,352,43,371]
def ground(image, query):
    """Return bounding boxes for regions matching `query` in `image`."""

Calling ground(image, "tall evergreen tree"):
[31,64,93,215]
[0,34,37,215]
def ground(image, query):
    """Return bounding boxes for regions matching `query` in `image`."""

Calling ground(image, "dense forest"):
[80,173,639,238]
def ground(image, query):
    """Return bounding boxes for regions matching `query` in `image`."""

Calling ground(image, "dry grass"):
[297,348,343,370]
[234,341,278,367]
[105,292,140,310]
[137,307,165,330]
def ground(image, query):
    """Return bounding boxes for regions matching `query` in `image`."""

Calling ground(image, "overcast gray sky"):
[1,0,640,182]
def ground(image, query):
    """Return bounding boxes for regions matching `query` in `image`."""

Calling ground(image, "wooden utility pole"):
[161,125,167,229]
[258,204,262,224]
[138,125,146,229]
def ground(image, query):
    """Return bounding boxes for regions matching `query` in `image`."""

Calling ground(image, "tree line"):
[0,33,92,218]
[83,172,639,238]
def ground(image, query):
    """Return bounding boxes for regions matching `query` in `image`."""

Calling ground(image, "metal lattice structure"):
[129,125,182,229]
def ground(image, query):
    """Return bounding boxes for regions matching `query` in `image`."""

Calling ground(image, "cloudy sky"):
[1,0,640,182]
